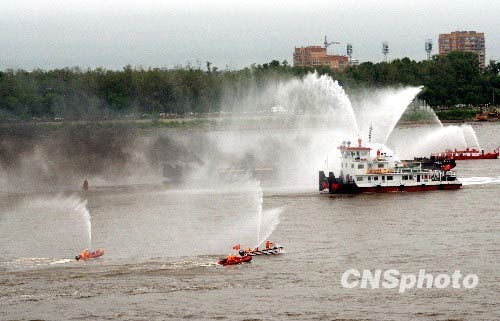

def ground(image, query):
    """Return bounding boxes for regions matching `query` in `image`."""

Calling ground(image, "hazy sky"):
[0,0,498,70]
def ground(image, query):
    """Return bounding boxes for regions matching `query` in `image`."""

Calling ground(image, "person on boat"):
[224,253,238,264]
[80,249,90,260]
[265,241,271,250]
[238,250,246,257]
[245,246,251,253]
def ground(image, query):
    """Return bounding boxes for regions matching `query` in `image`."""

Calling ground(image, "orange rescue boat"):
[75,249,104,261]
[218,254,252,266]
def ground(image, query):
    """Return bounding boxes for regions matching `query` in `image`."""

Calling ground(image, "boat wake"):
[160,259,220,269]
[460,176,500,186]
[49,258,74,265]
[1,257,74,270]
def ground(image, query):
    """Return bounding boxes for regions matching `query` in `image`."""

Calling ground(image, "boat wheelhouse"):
[319,139,461,194]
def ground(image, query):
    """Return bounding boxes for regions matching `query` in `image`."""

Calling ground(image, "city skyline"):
[0,0,498,70]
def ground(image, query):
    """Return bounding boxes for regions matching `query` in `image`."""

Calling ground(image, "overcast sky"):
[0,0,498,70]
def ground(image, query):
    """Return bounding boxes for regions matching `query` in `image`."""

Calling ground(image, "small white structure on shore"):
[270,106,287,113]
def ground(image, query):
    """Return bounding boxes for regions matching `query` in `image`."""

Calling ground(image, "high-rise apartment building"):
[438,31,486,67]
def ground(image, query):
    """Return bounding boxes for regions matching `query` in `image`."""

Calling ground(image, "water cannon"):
[342,140,347,146]
[347,141,351,147]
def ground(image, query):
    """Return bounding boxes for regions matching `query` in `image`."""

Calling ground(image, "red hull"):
[218,255,252,266]
[76,249,104,261]
[358,184,461,193]
[326,183,461,194]
[451,154,498,160]
[88,250,104,259]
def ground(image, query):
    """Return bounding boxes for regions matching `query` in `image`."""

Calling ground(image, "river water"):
[0,122,499,320]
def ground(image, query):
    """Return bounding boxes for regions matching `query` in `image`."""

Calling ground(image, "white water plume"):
[256,207,284,248]
[275,73,359,134]
[421,104,445,127]
[216,73,430,183]
[0,194,91,259]
[352,86,423,144]
[461,124,480,149]
[79,199,92,250]
[396,125,468,159]
[254,181,283,248]
[386,122,486,159]
[256,184,263,245]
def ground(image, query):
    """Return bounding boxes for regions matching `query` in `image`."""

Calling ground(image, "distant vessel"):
[319,139,461,194]
[476,113,488,121]
[432,148,499,160]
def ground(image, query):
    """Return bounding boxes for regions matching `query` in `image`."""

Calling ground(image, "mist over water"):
[0,124,164,191]
[0,73,489,193]
[0,72,493,263]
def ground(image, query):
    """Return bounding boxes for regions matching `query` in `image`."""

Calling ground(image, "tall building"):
[293,46,349,72]
[438,31,486,67]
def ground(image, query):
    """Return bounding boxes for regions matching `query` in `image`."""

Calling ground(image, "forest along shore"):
[1,52,498,122]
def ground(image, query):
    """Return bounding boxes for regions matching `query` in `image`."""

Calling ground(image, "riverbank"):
[1,114,497,136]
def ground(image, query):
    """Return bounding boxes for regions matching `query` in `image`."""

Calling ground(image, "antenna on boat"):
[368,123,373,143]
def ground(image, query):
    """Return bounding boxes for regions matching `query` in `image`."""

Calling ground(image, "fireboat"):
[319,139,462,194]
[431,148,499,160]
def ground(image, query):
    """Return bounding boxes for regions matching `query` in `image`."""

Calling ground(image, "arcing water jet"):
[351,86,423,144]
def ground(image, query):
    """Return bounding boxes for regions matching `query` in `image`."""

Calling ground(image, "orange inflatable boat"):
[75,249,104,261]
[218,254,252,266]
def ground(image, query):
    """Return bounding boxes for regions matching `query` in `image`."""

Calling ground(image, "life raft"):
[75,249,104,261]
[218,255,252,266]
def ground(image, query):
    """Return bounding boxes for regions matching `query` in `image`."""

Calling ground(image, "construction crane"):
[324,35,340,50]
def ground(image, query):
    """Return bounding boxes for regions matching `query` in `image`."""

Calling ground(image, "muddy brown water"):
[0,123,499,320]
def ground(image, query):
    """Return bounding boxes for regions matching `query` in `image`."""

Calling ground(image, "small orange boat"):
[75,249,104,261]
[476,113,488,121]
[217,255,252,266]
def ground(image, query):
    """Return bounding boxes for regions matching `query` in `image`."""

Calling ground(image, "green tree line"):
[1,51,499,120]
